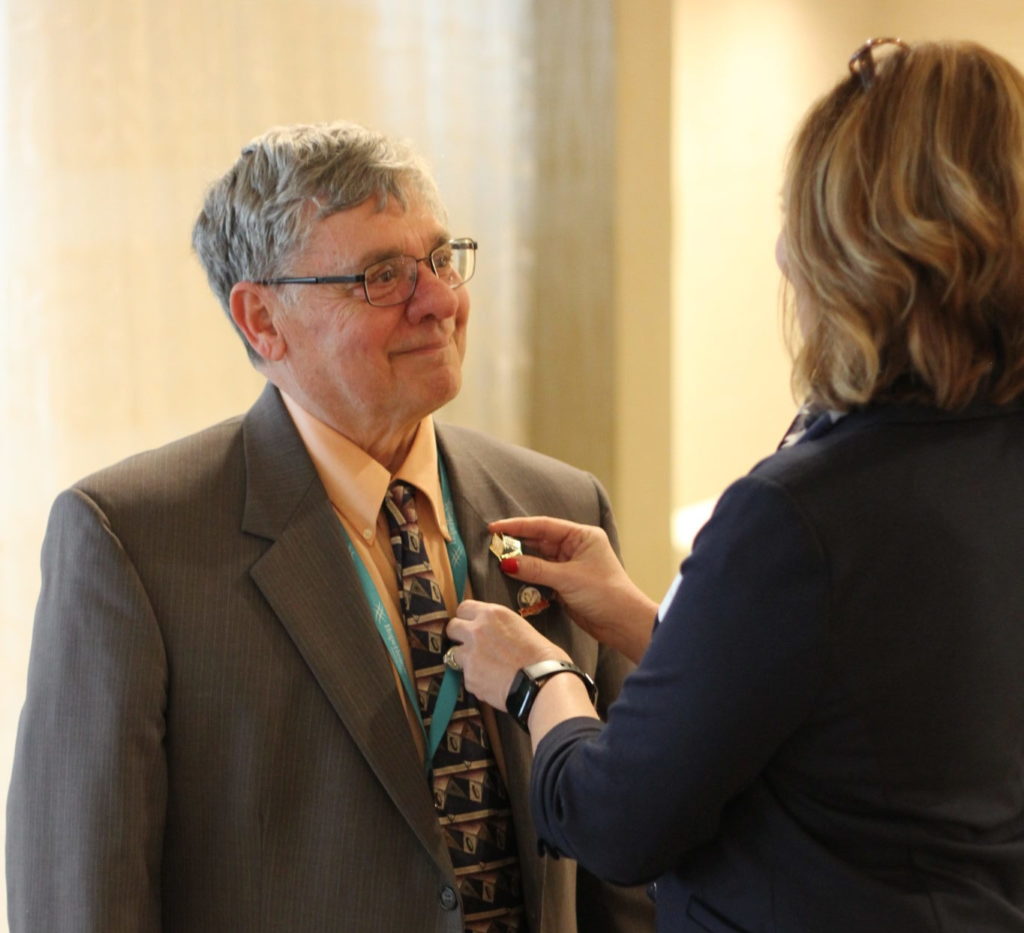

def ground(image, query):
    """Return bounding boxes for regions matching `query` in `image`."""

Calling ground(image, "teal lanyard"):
[342,458,467,772]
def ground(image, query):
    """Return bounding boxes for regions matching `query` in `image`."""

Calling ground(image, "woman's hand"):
[446,600,570,710]
[489,516,659,663]
[446,600,598,747]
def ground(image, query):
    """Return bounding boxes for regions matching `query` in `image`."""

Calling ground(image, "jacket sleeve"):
[533,474,829,887]
[7,488,168,932]
[574,473,657,931]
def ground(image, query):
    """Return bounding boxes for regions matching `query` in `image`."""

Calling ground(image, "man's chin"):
[425,371,463,414]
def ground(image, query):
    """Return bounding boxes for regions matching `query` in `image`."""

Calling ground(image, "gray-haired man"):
[7,122,653,932]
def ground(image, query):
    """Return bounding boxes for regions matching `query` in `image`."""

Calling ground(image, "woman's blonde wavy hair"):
[783,40,1024,410]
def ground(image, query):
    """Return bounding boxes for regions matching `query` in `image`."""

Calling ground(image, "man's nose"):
[405,262,458,323]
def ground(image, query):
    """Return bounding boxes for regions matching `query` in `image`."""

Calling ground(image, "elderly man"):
[7,123,652,933]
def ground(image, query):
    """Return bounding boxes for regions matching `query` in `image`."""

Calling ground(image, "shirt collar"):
[280,391,451,545]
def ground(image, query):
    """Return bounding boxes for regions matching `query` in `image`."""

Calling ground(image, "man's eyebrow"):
[352,232,451,270]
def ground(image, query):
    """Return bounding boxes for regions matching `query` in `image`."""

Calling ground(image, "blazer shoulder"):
[435,422,609,512]
[746,415,884,497]
[72,414,247,516]
[436,422,597,484]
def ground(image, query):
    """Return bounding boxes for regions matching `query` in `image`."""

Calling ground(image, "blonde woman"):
[448,39,1024,932]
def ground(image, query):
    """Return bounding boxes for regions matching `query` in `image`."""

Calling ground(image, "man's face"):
[266,194,470,449]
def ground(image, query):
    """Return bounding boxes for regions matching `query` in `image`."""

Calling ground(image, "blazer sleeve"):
[573,473,657,932]
[590,473,644,718]
[531,474,829,887]
[7,488,167,932]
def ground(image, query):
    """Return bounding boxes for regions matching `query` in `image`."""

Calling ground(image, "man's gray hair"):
[192,121,445,359]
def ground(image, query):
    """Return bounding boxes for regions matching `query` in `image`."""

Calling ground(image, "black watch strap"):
[506,659,597,732]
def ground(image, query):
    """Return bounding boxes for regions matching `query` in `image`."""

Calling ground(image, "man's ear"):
[229,282,287,363]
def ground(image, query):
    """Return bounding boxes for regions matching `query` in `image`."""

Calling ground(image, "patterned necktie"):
[383,482,524,933]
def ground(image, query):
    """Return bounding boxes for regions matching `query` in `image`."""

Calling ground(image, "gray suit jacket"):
[7,383,653,933]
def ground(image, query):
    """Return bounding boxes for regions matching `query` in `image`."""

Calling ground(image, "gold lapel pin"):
[489,532,551,616]
[489,532,523,561]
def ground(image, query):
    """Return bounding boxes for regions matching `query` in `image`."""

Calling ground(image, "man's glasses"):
[849,37,910,90]
[259,237,478,307]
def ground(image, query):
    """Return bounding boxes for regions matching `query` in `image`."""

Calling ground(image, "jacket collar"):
[821,398,1024,437]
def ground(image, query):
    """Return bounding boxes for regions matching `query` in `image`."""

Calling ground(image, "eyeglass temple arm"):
[257,274,365,285]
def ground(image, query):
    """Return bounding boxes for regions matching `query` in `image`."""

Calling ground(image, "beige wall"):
[670,0,1024,554]
[523,0,676,598]
[613,0,676,594]
[0,1,535,916]
[6,0,1024,921]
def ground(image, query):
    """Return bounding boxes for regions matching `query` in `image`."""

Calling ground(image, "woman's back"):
[711,401,1024,930]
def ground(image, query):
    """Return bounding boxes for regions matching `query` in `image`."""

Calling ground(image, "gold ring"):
[443,646,461,672]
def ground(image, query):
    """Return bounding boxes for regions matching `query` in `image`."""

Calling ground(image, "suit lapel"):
[240,385,449,873]
[436,424,558,920]
[437,425,566,638]
[437,427,535,613]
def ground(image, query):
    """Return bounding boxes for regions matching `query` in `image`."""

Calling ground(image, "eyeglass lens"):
[363,241,475,306]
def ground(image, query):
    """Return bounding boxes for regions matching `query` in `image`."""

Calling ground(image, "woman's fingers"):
[489,516,611,565]
[496,552,560,587]
[489,516,578,538]
[488,516,578,560]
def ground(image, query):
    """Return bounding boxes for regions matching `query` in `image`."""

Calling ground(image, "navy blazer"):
[532,403,1024,932]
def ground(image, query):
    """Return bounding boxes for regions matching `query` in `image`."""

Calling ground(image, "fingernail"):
[500,557,519,574]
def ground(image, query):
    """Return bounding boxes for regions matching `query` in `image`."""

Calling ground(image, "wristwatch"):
[506,659,597,732]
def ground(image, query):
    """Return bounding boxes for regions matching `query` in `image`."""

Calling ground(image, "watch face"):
[506,661,596,732]
[506,669,534,726]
